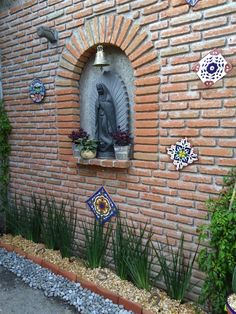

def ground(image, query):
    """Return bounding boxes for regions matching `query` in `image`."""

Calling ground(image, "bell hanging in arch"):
[93,45,110,71]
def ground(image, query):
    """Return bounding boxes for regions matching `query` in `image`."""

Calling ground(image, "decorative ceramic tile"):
[167,138,198,171]
[192,48,233,87]
[86,186,118,224]
[29,79,45,103]
[186,0,199,6]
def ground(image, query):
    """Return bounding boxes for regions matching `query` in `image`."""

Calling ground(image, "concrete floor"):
[0,266,78,314]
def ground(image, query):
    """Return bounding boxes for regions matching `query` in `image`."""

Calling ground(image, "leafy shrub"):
[82,218,112,268]
[153,234,198,302]
[198,168,236,314]
[0,101,12,213]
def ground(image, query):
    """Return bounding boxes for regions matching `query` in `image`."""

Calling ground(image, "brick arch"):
[55,16,159,162]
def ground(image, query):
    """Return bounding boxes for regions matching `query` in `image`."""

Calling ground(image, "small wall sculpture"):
[192,48,232,87]
[86,186,118,224]
[37,26,58,43]
[186,0,199,6]
[29,79,45,103]
[167,138,198,170]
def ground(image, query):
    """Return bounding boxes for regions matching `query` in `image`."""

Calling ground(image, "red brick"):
[110,15,124,44]
[116,18,132,46]
[121,24,140,50]
[160,4,189,19]
[26,254,43,266]
[118,297,142,314]
[105,15,115,42]
[97,286,119,304]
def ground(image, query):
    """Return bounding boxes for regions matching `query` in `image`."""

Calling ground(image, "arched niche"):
[79,46,134,139]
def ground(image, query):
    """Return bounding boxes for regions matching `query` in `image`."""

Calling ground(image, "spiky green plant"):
[82,218,112,269]
[153,234,198,302]
[124,221,154,291]
[41,196,76,258]
[6,194,43,242]
[112,215,131,280]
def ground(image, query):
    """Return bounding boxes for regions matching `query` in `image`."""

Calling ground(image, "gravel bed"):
[0,248,133,314]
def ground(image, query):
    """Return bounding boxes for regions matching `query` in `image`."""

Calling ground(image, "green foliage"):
[153,234,198,302]
[6,194,43,242]
[123,221,154,291]
[232,266,236,294]
[6,194,76,258]
[41,196,77,258]
[0,101,12,212]
[81,139,98,152]
[112,215,131,280]
[82,218,112,268]
[198,168,236,314]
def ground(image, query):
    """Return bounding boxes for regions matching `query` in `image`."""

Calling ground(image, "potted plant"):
[68,128,89,157]
[226,266,236,314]
[112,126,132,160]
[80,138,98,159]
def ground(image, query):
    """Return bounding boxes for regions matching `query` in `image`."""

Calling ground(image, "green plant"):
[198,168,236,314]
[153,234,198,302]
[0,100,12,213]
[81,138,98,152]
[82,218,112,268]
[123,221,154,291]
[112,215,131,280]
[42,196,76,258]
[6,194,43,242]
[232,266,236,294]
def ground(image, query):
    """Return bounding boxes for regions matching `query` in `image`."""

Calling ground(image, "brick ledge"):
[76,157,131,168]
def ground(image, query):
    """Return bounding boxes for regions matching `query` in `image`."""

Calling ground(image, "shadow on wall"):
[0,0,24,11]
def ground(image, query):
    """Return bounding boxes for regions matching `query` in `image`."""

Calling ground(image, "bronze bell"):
[93,45,110,70]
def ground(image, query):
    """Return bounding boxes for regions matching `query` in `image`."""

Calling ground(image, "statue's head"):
[96,83,104,96]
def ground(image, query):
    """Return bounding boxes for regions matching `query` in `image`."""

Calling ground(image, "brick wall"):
[0,0,236,299]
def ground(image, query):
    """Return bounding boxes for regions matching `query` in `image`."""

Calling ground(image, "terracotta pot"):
[114,145,130,160]
[226,295,236,314]
[80,150,96,159]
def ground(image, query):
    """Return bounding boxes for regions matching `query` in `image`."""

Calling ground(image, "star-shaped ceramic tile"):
[86,186,118,224]
[167,138,198,170]
[192,48,232,87]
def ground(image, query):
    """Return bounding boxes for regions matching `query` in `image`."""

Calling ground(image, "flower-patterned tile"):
[86,186,118,224]
[167,138,198,170]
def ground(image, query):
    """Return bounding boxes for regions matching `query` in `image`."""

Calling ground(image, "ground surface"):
[0,265,78,314]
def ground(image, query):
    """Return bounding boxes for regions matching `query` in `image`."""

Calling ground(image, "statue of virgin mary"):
[95,83,117,158]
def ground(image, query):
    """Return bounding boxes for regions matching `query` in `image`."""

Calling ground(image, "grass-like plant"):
[124,221,154,291]
[82,218,112,269]
[42,196,76,258]
[6,194,76,258]
[6,194,43,242]
[112,215,131,280]
[153,234,198,302]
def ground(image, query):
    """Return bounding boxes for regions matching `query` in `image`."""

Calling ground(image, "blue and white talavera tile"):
[86,186,118,224]
[192,48,233,87]
[167,138,198,171]
[186,0,199,6]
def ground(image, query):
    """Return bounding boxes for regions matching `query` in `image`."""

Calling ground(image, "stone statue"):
[95,83,117,158]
